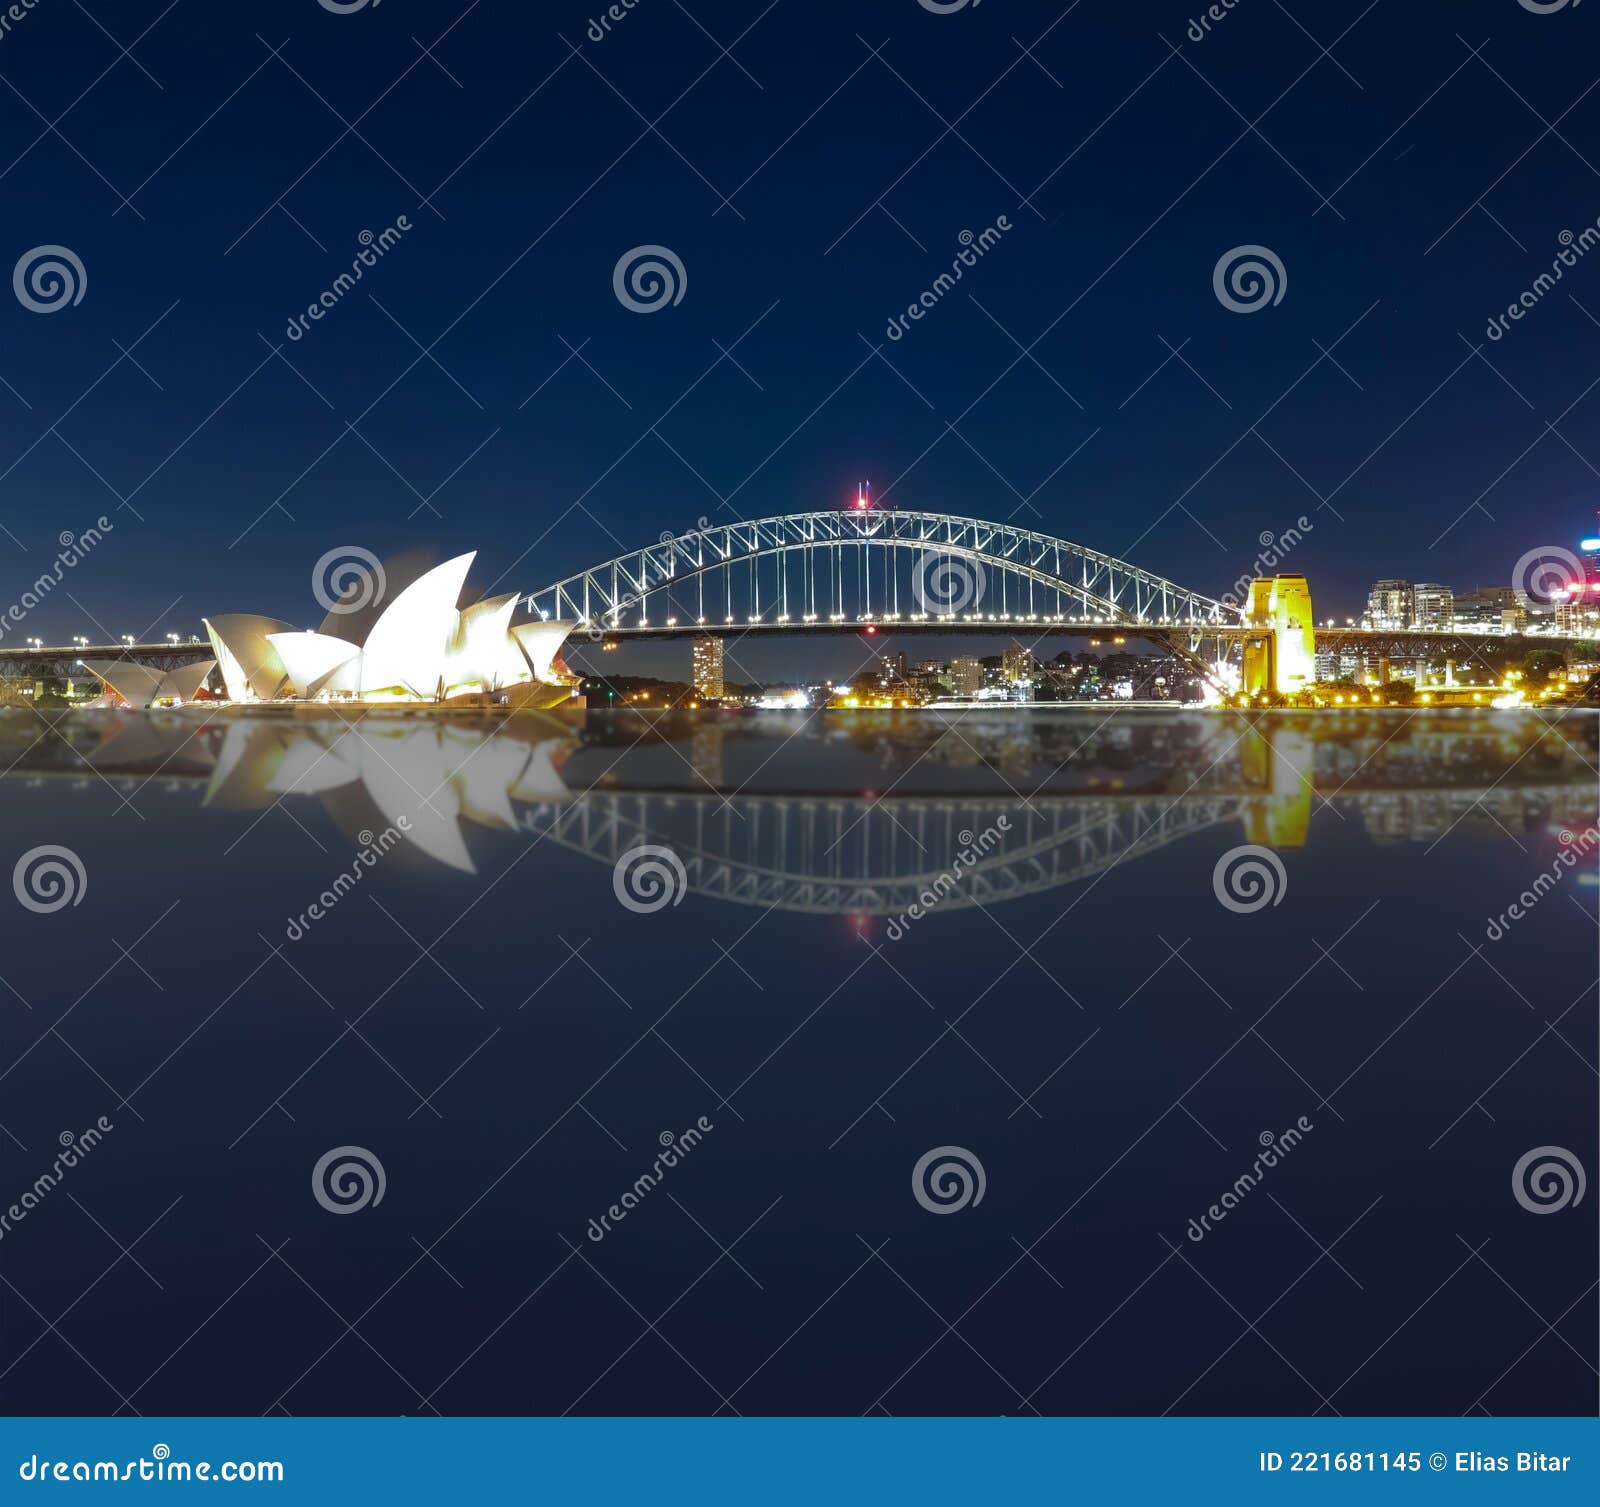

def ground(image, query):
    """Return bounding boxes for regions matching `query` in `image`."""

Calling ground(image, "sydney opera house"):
[84,551,577,709]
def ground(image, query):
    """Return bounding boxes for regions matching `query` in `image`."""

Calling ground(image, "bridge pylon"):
[1241,575,1316,699]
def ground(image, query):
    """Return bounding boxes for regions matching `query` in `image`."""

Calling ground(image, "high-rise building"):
[950,656,982,698]
[1553,593,1592,636]
[1453,587,1523,633]
[691,636,724,699]
[1412,583,1453,629]
[1001,644,1036,683]
[1365,579,1413,630]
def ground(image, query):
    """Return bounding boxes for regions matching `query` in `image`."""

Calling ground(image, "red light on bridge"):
[864,624,877,634]
[854,481,871,510]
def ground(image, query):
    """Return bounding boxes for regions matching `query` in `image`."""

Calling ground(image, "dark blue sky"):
[3,0,1599,672]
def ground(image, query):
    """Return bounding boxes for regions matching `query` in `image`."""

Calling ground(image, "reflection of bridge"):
[522,793,1246,915]
[0,709,1591,914]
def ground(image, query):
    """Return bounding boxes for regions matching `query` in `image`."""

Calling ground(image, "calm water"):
[0,706,1594,1417]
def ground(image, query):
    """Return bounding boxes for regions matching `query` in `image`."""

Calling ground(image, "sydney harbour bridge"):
[0,508,1582,688]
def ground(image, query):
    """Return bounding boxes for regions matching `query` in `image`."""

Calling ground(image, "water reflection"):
[3,707,1592,913]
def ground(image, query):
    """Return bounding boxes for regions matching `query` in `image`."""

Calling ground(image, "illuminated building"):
[692,635,725,699]
[1242,575,1315,697]
[1412,583,1453,629]
[1453,587,1524,633]
[1364,579,1413,630]
[950,656,982,698]
[79,658,217,708]
[1001,645,1036,683]
[909,662,948,701]
[1554,588,1599,636]
[203,551,578,705]
[202,614,293,701]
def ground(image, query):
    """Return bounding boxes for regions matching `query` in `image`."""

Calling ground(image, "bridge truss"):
[525,511,1243,635]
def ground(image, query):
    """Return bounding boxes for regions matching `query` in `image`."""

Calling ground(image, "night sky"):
[3,0,1599,677]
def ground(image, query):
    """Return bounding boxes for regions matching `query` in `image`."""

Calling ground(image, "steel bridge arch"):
[525,511,1242,630]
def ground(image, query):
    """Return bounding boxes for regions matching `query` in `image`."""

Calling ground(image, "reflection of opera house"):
[200,551,577,708]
